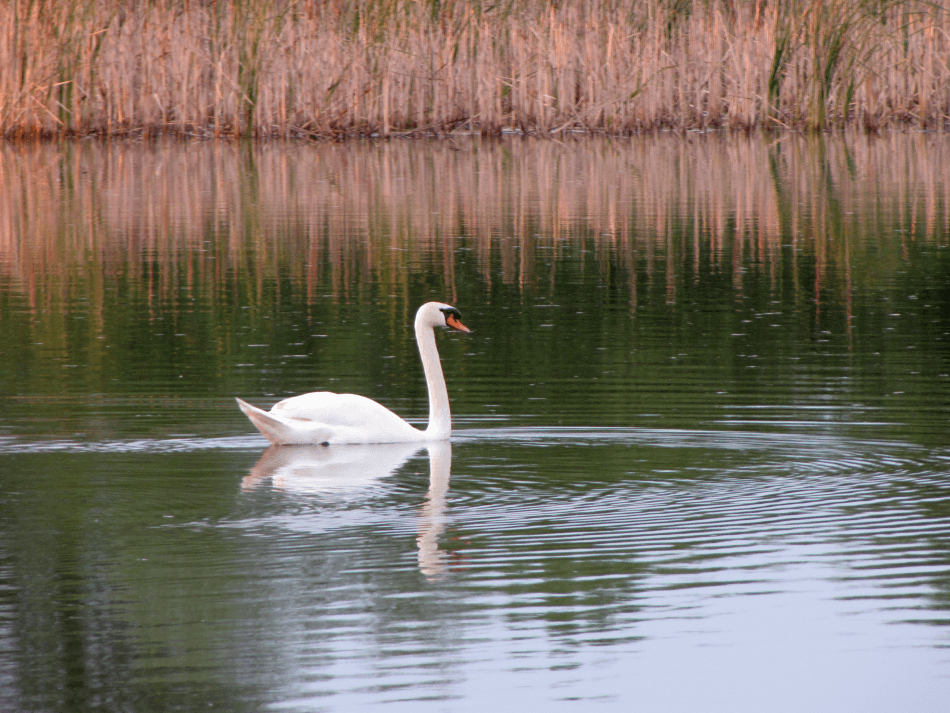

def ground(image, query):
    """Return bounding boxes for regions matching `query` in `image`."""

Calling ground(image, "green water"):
[0,135,948,711]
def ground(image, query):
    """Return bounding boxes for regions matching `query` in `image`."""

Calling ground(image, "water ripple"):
[0,434,266,454]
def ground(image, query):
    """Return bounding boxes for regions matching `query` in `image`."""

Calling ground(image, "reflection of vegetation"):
[2,134,946,306]
[1,1,948,136]
[0,135,947,441]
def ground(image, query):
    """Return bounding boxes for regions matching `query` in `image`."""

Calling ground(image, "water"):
[1,135,949,711]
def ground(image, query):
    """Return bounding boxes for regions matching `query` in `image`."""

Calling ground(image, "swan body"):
[236,302,469,445]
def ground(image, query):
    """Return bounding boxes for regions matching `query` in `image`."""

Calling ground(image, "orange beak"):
[445,313,471,333]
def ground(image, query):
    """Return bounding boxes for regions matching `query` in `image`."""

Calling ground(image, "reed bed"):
[1,0,948,139]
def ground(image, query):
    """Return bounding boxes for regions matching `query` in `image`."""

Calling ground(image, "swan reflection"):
[416,440,452,580]
[241,440,455,579]
[241,441,426,493]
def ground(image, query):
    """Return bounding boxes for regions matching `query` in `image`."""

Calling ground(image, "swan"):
[236,302,470,445]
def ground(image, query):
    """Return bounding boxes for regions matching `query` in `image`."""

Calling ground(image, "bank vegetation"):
[1,0,948,139]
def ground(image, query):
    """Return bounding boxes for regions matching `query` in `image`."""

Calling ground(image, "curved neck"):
[415,318,451,438]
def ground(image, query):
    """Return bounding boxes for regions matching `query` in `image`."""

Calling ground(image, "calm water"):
[1,135,949,711]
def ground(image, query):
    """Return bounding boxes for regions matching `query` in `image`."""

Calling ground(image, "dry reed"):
[1,0,948,139]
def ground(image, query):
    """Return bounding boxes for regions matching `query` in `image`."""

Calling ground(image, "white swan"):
[236,302,470,445]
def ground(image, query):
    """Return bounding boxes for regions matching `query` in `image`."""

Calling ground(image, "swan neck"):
[415,319,451,438]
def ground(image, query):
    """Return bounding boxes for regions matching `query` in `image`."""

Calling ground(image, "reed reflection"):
[1,135,947,317]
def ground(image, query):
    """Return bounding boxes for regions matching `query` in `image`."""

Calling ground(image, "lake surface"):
[1,134,949,711]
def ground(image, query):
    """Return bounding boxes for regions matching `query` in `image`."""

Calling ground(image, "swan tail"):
[236,397,311,446]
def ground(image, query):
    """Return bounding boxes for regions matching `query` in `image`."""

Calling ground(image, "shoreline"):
[2,125,947,145]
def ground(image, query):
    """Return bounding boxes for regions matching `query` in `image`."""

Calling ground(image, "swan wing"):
[236,393,423,445]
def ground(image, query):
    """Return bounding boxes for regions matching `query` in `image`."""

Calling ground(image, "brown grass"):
[1,0,948,139]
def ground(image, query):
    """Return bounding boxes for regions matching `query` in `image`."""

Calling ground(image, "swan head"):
[415,302,471,333]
